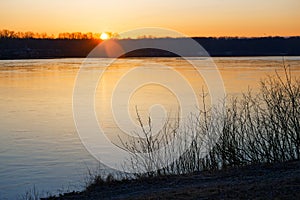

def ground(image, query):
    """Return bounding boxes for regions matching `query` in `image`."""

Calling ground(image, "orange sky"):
[0,0,299,37]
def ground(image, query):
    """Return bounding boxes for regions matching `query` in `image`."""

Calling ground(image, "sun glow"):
[100,32,110,40]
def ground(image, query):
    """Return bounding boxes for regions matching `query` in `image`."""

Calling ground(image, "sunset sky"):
[0,0,299,37]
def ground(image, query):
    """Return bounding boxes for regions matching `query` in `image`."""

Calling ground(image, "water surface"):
[0,57,299,199]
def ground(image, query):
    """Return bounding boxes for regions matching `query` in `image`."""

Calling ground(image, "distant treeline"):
[0,29,119,39]
[1,36,300,59]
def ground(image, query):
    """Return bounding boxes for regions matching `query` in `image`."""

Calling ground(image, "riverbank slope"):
[44,160,300,200]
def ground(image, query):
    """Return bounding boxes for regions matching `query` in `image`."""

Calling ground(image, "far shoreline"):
[1,37,300,60]
[1,55,300,61]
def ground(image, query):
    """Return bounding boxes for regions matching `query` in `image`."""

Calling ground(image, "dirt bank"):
[44,160,300,200]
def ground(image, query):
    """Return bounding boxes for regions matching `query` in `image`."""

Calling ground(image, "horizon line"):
[1,29,300,40]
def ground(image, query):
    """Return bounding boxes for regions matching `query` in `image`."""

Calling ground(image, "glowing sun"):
[100,32,110,40]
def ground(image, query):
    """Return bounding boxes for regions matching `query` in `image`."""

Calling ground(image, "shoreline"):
[43,160,300,200]
[1,37,300,59]
[1,55,299,61]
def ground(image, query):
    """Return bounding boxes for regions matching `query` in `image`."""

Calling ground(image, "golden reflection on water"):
[94,58,209,145]
[1,57,299,141]
[93,57,300,146]
[0,57,299,134]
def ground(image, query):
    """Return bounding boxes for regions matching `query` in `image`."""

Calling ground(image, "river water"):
[0,57,299,199]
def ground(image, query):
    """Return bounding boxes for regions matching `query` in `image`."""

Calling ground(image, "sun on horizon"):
[100,32,110,40]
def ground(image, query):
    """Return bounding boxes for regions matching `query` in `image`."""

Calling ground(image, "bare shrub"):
[119,64,300,176]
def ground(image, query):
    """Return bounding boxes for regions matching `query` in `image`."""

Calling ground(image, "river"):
[0,57,299,199]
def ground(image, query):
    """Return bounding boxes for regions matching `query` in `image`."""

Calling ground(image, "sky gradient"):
[0,0,299,37]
